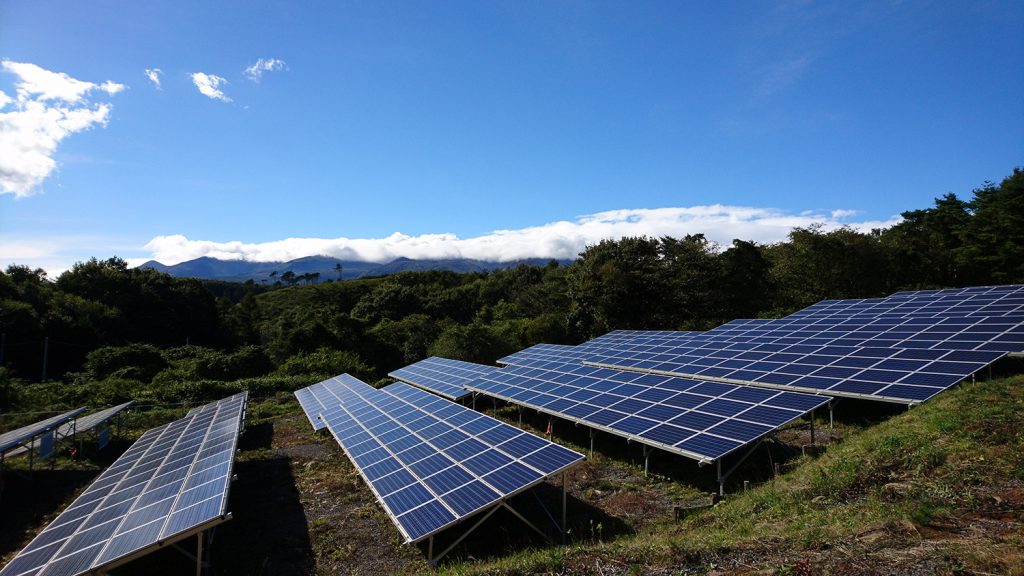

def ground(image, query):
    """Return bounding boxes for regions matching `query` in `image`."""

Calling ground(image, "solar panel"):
[0,407,87,456]
[584,340,1002,404]
[667,315,1024,353]
[497,344,593,366]
[68,402,133,435]
[568,286,1024,404]
[294,386,327,431]
[5,402,134,458]
[0,393,247,576]
[464,359,828,463]
[388,357,497,401]
[296,375,583,544]
[796,284,1024,319]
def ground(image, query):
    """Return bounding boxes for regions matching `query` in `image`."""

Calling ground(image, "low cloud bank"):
[142,205,900,265]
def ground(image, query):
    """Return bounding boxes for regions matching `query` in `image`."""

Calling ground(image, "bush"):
[276,348,372,380]
[86,343,167,381]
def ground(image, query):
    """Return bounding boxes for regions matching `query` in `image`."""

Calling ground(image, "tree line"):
[0,168,1020,414]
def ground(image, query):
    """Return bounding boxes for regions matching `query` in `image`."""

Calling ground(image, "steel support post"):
[589,428,596,458]
[809,410,816,445]
[717,459,723,496]
[196,531,204,576]
[562,471,568,543]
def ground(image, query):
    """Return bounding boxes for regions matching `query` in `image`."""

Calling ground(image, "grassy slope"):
[442,376,1024,575]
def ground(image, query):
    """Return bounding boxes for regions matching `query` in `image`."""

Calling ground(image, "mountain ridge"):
[138,255,569,282]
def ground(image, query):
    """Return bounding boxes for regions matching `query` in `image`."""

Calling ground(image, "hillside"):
[5,375,1018,574]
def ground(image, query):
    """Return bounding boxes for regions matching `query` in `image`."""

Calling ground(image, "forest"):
[1,167,1021,417]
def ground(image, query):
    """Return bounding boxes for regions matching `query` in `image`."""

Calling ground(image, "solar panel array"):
[497,344,592,367]
[66,401,134,436]
[0,407,87,455]
[465,359,828,463]
[793,284,1024,320]
[5,402,134,459]
[296,375,583,543]
[584,342,1001,404]
[573,286,1024,404]
[0,393,247,576]
[388,356,498,401]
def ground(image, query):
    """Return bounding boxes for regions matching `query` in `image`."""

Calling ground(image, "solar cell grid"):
[69,402,133,435]
[0,393,247,576]
[498,343,597,367]
[388,356,497,400]
[464,360,828,463]
[302,375,583,544]
[584,339,1000,404]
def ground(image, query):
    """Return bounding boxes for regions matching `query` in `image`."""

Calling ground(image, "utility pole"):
[41,337,49,383]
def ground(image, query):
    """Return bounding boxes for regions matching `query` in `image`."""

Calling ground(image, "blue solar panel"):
[294,386,327,431]
[584,335,1003,404]
[0,407,87,455]
[294,375,583,544]
[388,356,498,400]
[465,360,828,463]
[567,286,1024,404]
[0,393,247,576]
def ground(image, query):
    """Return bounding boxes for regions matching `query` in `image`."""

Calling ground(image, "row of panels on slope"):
[390,351,828,490]
[2,402,134,459]
[791,284,1024,320]
[570,288,1024,404]
[0,407,88,462]
[0,393,248,576]
[293,374,583,565]
[589,313,1024,353]
[466,356,827,481]
[387,356,496,401]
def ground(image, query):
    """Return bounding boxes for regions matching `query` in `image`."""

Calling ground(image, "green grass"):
[438,375,1024,575]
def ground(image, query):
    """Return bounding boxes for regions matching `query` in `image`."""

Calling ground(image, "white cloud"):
[0,60,123,197]
[190,72,231,102]
[244,58,287,82]
[2,61,125,103]
[831,209,859,219]
[141,205,901,265]
[144,68,162,88]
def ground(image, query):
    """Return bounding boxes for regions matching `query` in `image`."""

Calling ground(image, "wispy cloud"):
[190,72,231,102]
[0,60,124,197]
[244,58,287,82]
[139,205,901,266]
[144,68,162,88]
[753,56,811,98]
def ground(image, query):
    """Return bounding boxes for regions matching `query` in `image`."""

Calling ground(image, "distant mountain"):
[137,255,569,283]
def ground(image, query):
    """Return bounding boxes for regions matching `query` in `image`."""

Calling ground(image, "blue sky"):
[1,1,1021,273]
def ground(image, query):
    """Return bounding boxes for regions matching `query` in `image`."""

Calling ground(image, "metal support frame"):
[88,515,230,575]
[809,410,816,445]
[715,436,768,496]
[588,428,597,458]
[642,444,653,477]
[426,472,571,567]
[169,530,212,576]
